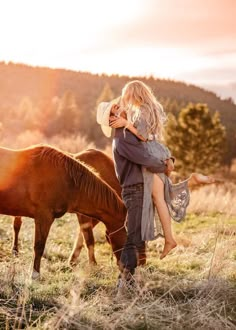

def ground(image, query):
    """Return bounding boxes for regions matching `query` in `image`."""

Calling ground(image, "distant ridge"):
[0,61,235,162]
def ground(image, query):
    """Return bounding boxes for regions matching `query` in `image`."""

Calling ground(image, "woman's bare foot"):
[160,240,177,259]
[190,173,216,185]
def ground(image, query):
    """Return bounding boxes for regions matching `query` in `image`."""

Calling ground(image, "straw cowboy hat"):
[96,97,121,137]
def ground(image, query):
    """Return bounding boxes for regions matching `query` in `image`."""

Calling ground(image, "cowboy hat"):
[96,97,121,137]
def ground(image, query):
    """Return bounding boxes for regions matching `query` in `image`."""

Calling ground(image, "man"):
[97,101,173,291]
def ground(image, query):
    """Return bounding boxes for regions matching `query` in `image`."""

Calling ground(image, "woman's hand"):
[109,116,128,128]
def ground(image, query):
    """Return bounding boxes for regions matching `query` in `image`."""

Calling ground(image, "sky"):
[0,0,236,100]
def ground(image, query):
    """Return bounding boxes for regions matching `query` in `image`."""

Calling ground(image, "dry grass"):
[44,277,236,330]
[188,182,236,215]
[0,184,236,329]
[0,130,95,154]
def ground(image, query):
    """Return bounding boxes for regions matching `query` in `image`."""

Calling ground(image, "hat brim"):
[101,125,112,137]
[97,97,121,138]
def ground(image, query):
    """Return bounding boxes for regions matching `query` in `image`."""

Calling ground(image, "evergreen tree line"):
[0,62,235,166]
[0,85,188,146]
[0,82,226,176]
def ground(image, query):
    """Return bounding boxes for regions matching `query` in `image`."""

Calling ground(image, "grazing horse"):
[0,145,127,279]
[69,149,123,266]
[12,149,147,267]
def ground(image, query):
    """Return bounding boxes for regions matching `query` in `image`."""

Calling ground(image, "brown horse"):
[12,149,147,267]
[69,149,123,266]
[0,145,127,279]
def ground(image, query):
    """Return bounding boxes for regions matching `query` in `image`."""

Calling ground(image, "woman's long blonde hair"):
[121,80,167,139]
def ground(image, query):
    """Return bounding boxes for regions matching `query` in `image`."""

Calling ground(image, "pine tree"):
[165,103,226,176]
[56,91,79,134]
[96,83,115,107]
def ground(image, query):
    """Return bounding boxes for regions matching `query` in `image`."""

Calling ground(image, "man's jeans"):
[120,183,145,274]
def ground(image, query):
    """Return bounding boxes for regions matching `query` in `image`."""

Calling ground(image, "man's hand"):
[109,116,128,128]
[165,158,175,176]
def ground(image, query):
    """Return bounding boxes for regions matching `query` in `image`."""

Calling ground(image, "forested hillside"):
[0,61,235,164]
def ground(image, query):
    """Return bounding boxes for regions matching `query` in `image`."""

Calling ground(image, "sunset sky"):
[0,0,235,100]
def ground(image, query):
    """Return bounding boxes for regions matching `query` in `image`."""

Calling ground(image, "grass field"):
[0,184,236,329]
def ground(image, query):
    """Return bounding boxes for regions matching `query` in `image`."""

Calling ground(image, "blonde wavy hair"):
[121,80,167,139]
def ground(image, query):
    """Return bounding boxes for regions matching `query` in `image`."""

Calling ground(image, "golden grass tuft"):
[188,182,236,215]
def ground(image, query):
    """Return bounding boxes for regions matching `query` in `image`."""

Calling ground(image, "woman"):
[109,80,215,259]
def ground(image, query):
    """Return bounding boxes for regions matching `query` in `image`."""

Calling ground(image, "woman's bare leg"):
[187,173,216,188]
[152,174,177,259]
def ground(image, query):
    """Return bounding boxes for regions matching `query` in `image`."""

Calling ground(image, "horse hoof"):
[31,270,40,280]
[12,249,19,257]
[89,260,97,266]
[68,259,78,268]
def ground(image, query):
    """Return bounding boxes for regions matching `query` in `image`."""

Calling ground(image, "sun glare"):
[0,0,145,69]
[0,0,234,88]
[74,46,216,80]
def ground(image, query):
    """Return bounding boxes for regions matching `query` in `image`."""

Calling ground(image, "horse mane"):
[31,145,124,213]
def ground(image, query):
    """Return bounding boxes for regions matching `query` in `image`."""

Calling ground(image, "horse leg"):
[32,213,54,279]
[12,216,22,255]
[69,224,84,267]
[69,214,97,266]
[81,220,97,265]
